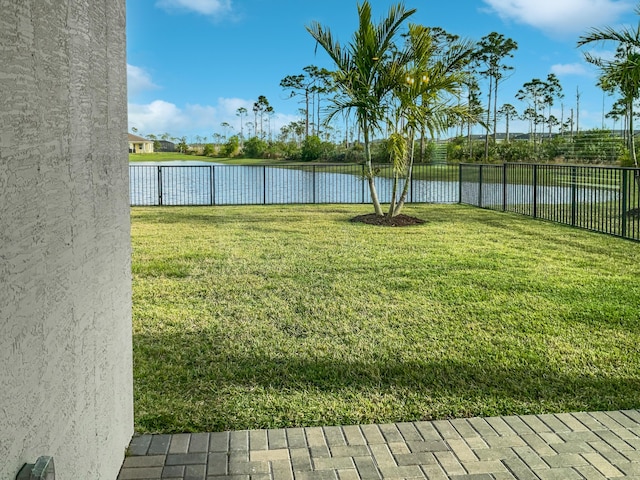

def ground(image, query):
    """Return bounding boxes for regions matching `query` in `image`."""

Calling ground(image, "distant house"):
[128,133,154,153]
[157,140,176,152]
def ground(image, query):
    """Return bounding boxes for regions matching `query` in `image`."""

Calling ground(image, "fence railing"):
[129,163,459,207]
[459,163,640,241]
[130,162,640,241]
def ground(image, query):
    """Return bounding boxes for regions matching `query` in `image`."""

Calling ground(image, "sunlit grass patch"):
[131,204,640,433]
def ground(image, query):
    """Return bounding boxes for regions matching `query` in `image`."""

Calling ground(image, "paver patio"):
[118,410,640,479]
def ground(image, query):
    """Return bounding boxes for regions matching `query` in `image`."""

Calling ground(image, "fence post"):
[313,165,316,204]
[458,163,462,204]
[410,164,414,204]
[157,166,163,206]
[478,164,483,208]
[622,168,628,238]
[263,165,267,205]
[214,165,216,205]
[571,166,577,227]
[532,164,538,219]
[502,163,507,212]
[362,164,366,204]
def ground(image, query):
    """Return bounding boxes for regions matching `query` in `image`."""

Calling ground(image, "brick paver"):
[119,410,640,480]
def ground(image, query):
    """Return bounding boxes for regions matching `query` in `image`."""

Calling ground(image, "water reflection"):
[129,163,617,207]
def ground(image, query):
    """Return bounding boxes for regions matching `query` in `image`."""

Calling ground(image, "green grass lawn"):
[129,152,205,162]
[131,204,640,433]
[211,157,298,165]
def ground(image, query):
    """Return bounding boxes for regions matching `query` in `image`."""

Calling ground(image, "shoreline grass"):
[129,152,206,162]
[131,204,640,433]
[128,153,350,165]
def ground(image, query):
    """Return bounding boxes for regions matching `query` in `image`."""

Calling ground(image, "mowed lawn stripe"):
[131,204,640,433]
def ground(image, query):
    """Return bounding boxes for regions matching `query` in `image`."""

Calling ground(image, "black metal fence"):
[129,163,459,206]
[129,162,640,241]
[459,163,640,241]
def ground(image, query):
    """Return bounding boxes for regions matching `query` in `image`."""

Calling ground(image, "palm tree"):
[498,103,518,142]
[220,122,232,141]
[307,1,416,216]
[473,32,518,160]
[236,107,247,145]
[386,25,473,217]
[597,53,640,166]
[578,6,640,166]
[516,78,546,146]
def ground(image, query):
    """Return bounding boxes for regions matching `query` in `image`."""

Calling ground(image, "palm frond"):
[387,132,408,175]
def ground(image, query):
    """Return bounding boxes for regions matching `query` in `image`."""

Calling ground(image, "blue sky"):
[127,0,638,142]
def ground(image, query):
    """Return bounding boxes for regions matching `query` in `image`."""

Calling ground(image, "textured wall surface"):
[0,1,133,479]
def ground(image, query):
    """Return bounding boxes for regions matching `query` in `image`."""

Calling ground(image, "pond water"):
[129,163,618,207]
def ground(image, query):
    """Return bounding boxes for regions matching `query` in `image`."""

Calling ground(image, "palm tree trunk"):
[484,75,492,162]
[493,77,499,143]
[388,172,399,217]
[305,90,310,139]
[630,99,638,167]
[393,128,415,217]
[628,99,640,193]
[506,115,510,143]
[363,121,383,216]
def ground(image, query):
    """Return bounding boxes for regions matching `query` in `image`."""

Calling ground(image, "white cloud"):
[482,0,634,35]
[128,98,300,140]
[127,64,160,96]
[128,100,217,137]
[581,48,617,62]
[155,0,231,16]
[216,97,254,117]
[550,63,590,76]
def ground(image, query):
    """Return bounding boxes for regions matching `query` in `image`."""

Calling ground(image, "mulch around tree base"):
[350,213,426,227]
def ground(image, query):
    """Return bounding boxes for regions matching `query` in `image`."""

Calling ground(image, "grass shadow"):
[133,327,640,432]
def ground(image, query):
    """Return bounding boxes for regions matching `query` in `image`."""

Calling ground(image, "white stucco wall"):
[0,1,133,479]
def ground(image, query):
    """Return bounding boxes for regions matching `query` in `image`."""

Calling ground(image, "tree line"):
[136,1,640,178]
